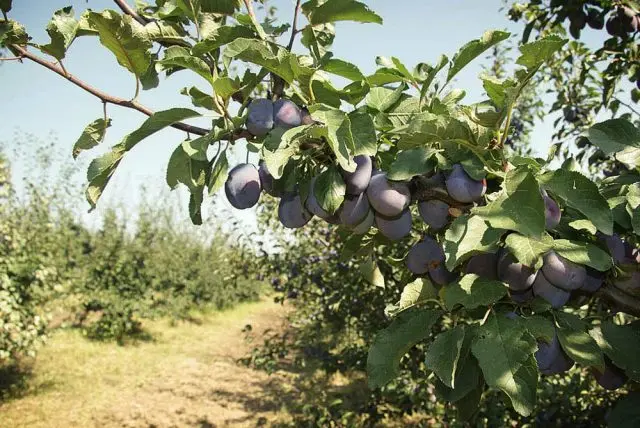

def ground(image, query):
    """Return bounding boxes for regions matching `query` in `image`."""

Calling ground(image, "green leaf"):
[315,164,346,214]
[419,54,448,101]
[474,167,545,237]
[261,126,311,179]
[552,239,613,272]
[191,25,255,56]
[568,219,597,234]
[143,20,188,45]
[504,233,553,270]
[616,146,640,169]
[608,392,640,428]
[200,0,240,14]
[213,77,240,98]
[85,108,200,209]
[524,315,555,343]
[387,147,439,181]
[454,380,484,421]
[472,312,538,416]
[188,190,203,225]
[41,7,79,60]
[0,0,11,13]
[309,0,383,25]
[540,169,613,235]
[360,255,385,288]
[207,150,228,195]
[72,118,111,159]
[424,326,466,388]
[158,45,213,85]
[181,86,215,110]
[223,38,297,84]
[308,105,356,172]
[447,30,510,83]
[386,278,439,317]
[86,10,152,78]
[591,322,640,381]
[433,355,482,403]
[556,312,604,372]
[587,119,640,155]
[441,274,508,311]
[348,111,377,157]
[516,35,567,70]
[0,19,28,45]
[86,148,124,210]
[366,85,406,112]
[367,308,442,389]
[323,58,365,81]
[166,135,210,191]
[443,215,505,270]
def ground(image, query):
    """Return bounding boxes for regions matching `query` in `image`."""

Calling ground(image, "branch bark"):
[596,285,640,318]
[286,0,302,51]
[113,0,150,25]
[10,44,218,137]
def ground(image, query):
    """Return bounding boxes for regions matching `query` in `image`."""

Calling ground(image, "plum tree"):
[445,164,486,203]
[342,155,373,196]
[497,250,537,292]
[542,191,561,230]
[418,199,449,230]
[464,253,499,280]
[375,209,412,241]
[535,333,574,376]
[406,237,445,275]
[594,361,628,390]
[366,173,410,217]
[532,272,571,308]
[339,193,370,227]
[246,99,274,137]
[273,99,303,129]
[278,192,313,229]
[224,163,262,209]
[541,251,586,291]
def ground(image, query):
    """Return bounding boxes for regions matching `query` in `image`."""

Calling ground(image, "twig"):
[113,0,150,25]
[10,44,212,137]
[242,0,268,40]
[0,56,23,62]
[286,0,302,50]
[613,96,640,116]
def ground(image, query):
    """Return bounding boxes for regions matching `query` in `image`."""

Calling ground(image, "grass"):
[0,298,294,428]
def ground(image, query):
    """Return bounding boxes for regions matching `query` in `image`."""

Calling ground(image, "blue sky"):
[0,0,607,228]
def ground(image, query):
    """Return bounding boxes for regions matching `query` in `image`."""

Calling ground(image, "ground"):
[0,299,313,428]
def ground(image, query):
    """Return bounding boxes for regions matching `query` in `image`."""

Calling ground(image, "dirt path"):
[0,299,302,428]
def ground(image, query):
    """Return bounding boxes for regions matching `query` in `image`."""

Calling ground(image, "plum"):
[429,264,457,286]
[536,333,575,376]
[445,164,486,203]
[618,6,639,33]
[339,193,370,226]
[465,253,499,280]
[406,237,445,275]
[601,233,627,263]
[594,362,628,390]
[532,272,571,309]
[278,192,313,228]
[273,99,302,129]
[366,172,411,217]
[375,209,412,241]
[224,163,261,209]
[342,155,373,196]
[510,288,534,304]
[418,200,450,231]
[352,209,374,235]
[306,177,333,220]
[542,192,561,230]
[563,106,578,123]
[497,250,538,292]
[581,269,604,293]
[606,15,626,37]
[246,98,274,136]
[586,8,604,29]
[258,160,279,197]
[541,251,586,291]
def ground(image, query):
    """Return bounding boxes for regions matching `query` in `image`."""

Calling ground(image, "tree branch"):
[10,45,216,137]
[596,284,640,318]
[286,0,302,51]
[113,0,150,25]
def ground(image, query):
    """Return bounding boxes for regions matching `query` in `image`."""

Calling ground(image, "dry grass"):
[0,299,304,428]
